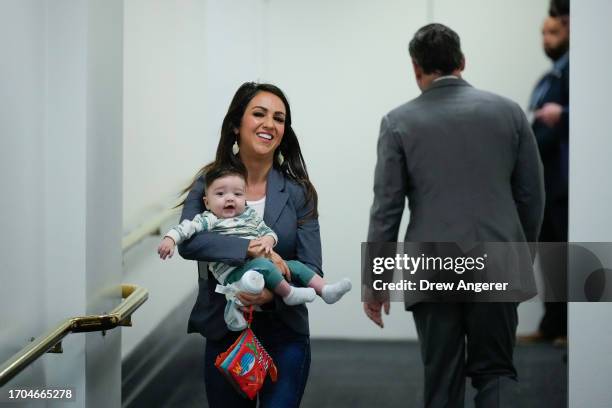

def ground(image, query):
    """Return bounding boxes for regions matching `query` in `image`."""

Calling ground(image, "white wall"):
[0,0,48,389]
[261,0,425,339]
[0,1,123,406]
[84,2,124,406]
[569,1,612,406]
[122,0,551,341]
[122,0,267,354]
[123,0,209,226]
[122,1,211,356]
[432,0,549,104]
[264,0,550,339]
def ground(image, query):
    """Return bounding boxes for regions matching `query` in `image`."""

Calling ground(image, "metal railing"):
[0,284,148,387]
[122,209,178,253]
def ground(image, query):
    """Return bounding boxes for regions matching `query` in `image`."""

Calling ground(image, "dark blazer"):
[530,53,569,210]
[367,78,545,304]
[178,168,322,340]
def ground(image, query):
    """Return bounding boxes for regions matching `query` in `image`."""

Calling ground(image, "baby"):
[158,166,351,310]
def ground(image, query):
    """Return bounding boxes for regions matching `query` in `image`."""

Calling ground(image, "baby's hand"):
[158,237,176,260]
[259,236,276,256]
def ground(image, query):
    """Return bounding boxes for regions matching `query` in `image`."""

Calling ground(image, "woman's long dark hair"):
[180,82,318,219]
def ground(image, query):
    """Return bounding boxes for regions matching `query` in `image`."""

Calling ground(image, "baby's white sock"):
[321,278,352,304]
[283,287,316,306]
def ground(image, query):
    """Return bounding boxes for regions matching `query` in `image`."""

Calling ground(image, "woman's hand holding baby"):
[236,288,274,309]
[247,239,267,258]
[247,236,275,257]
[157,237,176,260]
[268,250,291,282]
[259,236,276,255]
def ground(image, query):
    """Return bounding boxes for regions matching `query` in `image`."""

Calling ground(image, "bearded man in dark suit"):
[518,11,570,348]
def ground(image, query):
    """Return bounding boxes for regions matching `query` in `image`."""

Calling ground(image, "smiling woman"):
[181,83,318,220]
[173,82,324,407]
[237,92,287,170]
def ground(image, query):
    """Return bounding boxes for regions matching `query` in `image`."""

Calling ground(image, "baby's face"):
[204,175,247,218]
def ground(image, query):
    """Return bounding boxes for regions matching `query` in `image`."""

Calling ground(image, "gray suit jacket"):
[178,168,322,340]
[367,78,545,303]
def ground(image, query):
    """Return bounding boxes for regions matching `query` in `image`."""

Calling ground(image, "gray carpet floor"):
[155,337,567,408]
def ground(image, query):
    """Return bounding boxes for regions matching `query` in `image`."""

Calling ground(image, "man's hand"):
[157,237,176,260]
[363,300,390,328]
[268,250,291,282]
[535,102,563,128]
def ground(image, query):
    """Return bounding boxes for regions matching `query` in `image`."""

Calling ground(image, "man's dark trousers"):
[412,302,518,408]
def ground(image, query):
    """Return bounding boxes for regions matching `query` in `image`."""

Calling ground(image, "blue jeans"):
[204,315,311,407]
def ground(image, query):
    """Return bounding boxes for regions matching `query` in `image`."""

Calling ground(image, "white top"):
[247,195,266,219]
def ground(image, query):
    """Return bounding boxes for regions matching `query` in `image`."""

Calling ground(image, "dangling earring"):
[232,140,239,155]
[277,150,285,165]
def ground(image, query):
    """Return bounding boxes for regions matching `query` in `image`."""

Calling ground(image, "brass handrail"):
[0,284,148,387]
[122,209,178,253]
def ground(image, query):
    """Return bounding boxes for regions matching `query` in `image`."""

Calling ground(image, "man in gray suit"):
[364,24,545,407]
